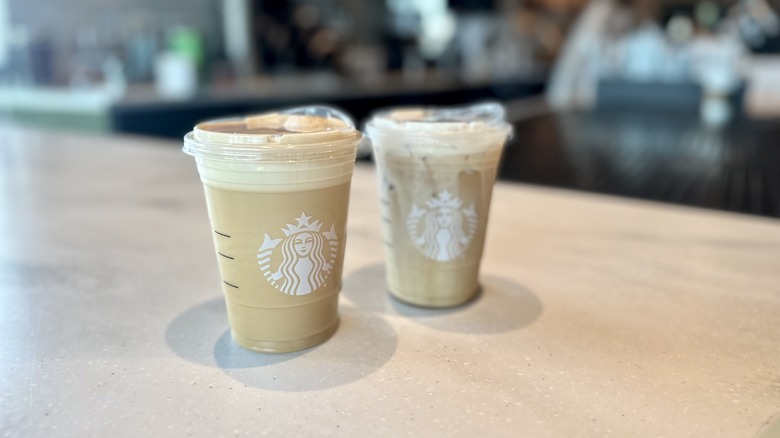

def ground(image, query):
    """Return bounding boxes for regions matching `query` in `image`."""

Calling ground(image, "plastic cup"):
[366,103,512,307]
[183,106,362,353]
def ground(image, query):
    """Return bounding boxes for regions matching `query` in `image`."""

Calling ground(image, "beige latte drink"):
[183,107,361,353]
[366,103,511,307]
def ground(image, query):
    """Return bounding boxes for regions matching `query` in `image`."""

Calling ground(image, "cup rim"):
[365,102,513,139]
[183,105,362,161]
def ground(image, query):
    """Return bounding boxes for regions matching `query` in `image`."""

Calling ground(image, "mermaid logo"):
[257,212,338,296]
[407,191,478,262]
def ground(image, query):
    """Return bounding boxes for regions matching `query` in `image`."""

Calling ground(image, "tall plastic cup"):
[183,106,362,353]
[366,103,512,308]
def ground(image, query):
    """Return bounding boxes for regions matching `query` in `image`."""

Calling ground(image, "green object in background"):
[695,1,720,30]
[7,110,110,133]
[167,26,205,68]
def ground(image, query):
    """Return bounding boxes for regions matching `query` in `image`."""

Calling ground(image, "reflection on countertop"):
[500,109,780,218]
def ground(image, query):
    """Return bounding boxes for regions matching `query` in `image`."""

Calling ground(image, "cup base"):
[388,285,481,309]
[230,317,340,354]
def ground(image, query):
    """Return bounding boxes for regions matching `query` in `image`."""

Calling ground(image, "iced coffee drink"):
[366,103,512,307]
[183,107,361,353]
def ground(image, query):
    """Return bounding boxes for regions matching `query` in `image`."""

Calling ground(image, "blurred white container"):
[690,36,745,126]
[743,55,780,118]
[154,52,197,100]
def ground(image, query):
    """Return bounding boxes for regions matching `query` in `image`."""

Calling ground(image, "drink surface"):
[189,113,359,193]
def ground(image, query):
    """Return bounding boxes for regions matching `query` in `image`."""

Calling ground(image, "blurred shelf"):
[110,72,547,139]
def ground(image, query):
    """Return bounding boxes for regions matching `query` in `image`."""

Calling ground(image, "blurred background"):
[0,0,779,217]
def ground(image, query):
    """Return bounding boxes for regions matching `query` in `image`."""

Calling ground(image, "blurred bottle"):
[124,11,159,83]
[690,35,744,126]
[1,26,32,85]
[621,24,667,81]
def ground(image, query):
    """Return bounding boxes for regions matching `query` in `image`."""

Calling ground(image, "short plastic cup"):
[183,106,362,353]
[365,103,512,307]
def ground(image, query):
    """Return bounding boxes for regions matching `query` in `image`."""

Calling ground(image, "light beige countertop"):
[1,126,779,437]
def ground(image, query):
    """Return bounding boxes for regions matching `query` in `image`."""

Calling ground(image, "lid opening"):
[183,105,362,160]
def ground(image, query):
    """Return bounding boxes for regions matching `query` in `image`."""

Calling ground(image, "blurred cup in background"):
[366,102,512,308]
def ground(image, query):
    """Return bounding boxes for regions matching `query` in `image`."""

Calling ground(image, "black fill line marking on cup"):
[218,252,234,260]
[223,280,239,289]
[214,230,231,238]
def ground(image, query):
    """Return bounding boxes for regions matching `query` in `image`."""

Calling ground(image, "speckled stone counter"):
[1,126,779,437]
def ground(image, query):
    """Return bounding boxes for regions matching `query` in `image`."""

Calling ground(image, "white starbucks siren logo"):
[407,191,478,262]
[257,213,338,296]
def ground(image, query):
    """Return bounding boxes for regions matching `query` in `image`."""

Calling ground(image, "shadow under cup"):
[366,103,512,308]
[183,107,361,353]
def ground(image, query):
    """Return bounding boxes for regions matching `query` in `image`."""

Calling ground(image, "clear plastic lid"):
[183,106,361,161]
[365,102,512,138]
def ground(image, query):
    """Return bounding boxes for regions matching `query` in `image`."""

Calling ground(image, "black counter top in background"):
[500,110,780,219]
[111,76,779,219]
[110,76,546,139]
